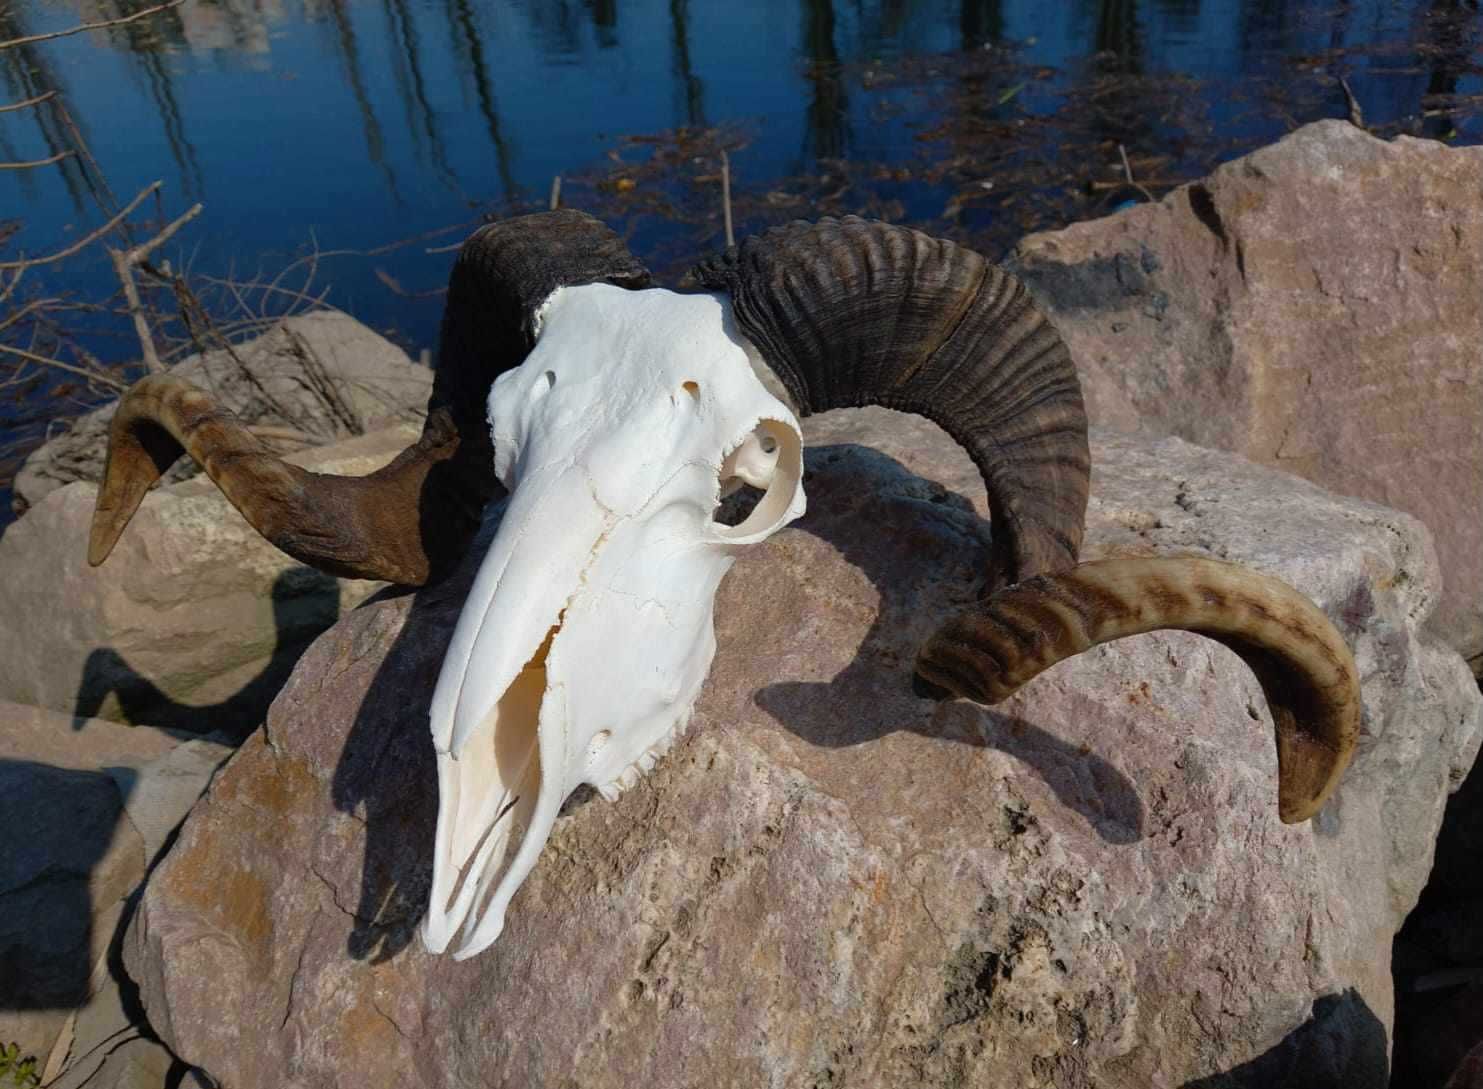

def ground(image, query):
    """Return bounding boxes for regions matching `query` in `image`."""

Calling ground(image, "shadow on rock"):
[1182,988,1389,1088]
[326,512,502,964]
[0,760,134,1012]
[72,569,341,738]
[756,443,1145,845]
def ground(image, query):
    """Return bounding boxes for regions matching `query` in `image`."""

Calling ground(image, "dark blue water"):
[2,0,1480,516]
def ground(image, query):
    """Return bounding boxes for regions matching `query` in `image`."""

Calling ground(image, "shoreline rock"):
[1009,120,1483,673]
[122,410,1481,1088]
[11,310,430,517]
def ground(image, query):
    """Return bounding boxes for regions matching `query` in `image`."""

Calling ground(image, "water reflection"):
[1,0,1481,528]
[803,0,849,162]
[669,0,707,128]
[317,0,405,204]
[446,0,518,199]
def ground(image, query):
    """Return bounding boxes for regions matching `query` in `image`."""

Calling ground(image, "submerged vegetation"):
[2,0,1481,521]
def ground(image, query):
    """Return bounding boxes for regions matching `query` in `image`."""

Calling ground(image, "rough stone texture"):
[0,702,228,1072]
[1008,120,1483,671]
[12,309,431,515]
[0,425,419,733]
[48,1037,177,1089]
[124,409,1481,1088]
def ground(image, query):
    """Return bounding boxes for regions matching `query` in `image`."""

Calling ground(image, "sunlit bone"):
[422,283,806,959]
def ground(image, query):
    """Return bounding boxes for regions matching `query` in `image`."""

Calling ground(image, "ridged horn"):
[691,215,1089,587]
[916,557,1362,823]
[88,210,651,585]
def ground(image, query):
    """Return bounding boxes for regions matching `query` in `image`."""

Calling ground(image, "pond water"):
[2,0,1480,523]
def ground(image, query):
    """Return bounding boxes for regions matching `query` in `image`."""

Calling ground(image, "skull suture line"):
[86,212,1361,966]
[423,284,806,958]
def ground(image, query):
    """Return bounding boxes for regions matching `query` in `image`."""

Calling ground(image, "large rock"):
[0,425,419,733]
[124,410,1481,1088]
[0,701,228,1070]
[1008,120,1483,671]
[12,310,431,515]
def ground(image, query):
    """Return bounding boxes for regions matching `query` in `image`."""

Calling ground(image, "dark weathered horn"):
[88,210,651,585]
[917,557,1361,823]
[691,215,1090,587]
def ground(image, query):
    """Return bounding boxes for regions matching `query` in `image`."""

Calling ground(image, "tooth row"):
[598,709,698,801]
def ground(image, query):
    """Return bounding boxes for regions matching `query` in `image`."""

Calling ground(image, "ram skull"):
[86,211,1361,961]
[424,284,805,956]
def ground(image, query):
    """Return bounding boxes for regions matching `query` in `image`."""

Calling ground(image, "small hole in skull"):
[714,485,764,526]
[682,380,700,400]
[543,370,557,389]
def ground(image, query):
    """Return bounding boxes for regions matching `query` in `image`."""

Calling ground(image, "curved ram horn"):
[87,210,652,585]
[691,215,1090,587]
[916,557,1362,823]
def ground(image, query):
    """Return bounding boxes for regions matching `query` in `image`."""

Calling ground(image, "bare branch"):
[0,267,23,305]
[0,150,75,171]
[0,0,184,51]
[1338,77,1365,129]
[0,343,127,390]
[0,90,55,114]
[127,202,202,263]
[111,202,204,374]
[0,181,161,269]
[111,248,162,372]
[0,295,61,335]
[721,150,734,248]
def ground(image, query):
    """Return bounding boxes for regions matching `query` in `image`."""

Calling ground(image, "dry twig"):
[0,181,161,270]
[0,90,55,114]
[0,0,184,51]
[0,342,126,390]
[110,201,204,373]
[721,150,734,248]
[0,150,74,171]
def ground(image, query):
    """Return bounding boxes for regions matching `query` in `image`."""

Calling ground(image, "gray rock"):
[1009,120,1483,672]
[124,411,1481,1088]
[12,310,431,515]
[0,707,148,1066]
[109,737,233,865]
[0,703,226,1075]
[0,425,417,733]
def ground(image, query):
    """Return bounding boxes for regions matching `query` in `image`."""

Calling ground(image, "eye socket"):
[682,380,700,400]
[712,419,803,544]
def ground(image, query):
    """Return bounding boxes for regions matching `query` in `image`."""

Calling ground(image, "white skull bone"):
[422,283,806,959]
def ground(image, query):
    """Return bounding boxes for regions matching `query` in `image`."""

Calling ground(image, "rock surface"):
[1009,120,1483,672]
[12,310,431,515]
[0,425,418,733]
[124,409,1480,1088]
[0,701,228,1069]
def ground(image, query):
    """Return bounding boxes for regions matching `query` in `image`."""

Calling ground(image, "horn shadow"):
[752,441,1146,846]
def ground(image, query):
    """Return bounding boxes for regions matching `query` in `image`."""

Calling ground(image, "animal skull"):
[422,284,806,958]
[86,212,1361,965]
